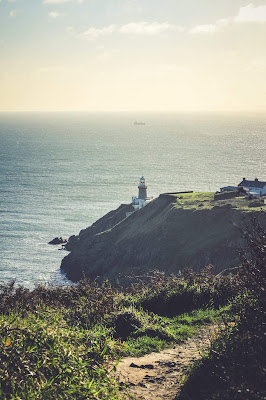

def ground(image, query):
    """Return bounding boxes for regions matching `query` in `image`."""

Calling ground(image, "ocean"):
[0,112,266,288]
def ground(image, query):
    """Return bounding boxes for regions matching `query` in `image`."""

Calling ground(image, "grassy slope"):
[62,192,266,283]
[1,253,264,400]
[0,271,234,399]
[171,191,266,212]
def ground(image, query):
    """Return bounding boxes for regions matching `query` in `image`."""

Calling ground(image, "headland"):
[61,190,266,283]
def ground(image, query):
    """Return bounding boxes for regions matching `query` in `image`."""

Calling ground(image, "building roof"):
[238,179,266,188]
[220,186,238,190]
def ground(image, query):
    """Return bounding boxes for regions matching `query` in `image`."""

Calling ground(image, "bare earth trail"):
[113,325,217,400]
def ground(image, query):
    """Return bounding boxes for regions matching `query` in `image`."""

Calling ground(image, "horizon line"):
[0,109,265,114]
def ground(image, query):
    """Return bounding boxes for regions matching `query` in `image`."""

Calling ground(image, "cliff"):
[61,192,266,283]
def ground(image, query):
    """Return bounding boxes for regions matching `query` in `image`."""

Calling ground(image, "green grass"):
[176,305,266,400]
[1,211,264,399]
[169,191,266,212]
[0,272,239,399]
[124,336,167,357]
[173,192,215,210]
[0,298,230,398]
[0,308,121,400]
[175,216,266,400]
[175,304,232,326]
[118,304,231,357]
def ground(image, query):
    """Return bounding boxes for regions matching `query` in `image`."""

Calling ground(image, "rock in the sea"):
[48,237,67,245]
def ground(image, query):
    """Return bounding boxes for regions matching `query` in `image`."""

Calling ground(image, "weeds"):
[176,213,266,400]
[0,255,244,398]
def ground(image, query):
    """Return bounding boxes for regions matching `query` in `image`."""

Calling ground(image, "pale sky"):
[0,0,266,112]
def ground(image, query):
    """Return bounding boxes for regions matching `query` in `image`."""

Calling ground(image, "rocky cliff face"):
[61,194,266,283]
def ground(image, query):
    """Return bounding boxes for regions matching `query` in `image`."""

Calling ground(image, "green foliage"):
[0,310,120,399]
[0,263,238,398]
[173,192,215,210]
[124,336,166,357]
[176,214,266,400]
[123,267,237,317]
[0,279,116,327]
[171,191,266,212]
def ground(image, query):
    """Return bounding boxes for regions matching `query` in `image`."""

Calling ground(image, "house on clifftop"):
[238,178,266,197]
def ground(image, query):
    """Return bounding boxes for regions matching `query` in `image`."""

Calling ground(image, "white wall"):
[244,185,266,196]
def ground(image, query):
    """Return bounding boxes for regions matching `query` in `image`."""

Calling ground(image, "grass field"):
[170,191,266,212]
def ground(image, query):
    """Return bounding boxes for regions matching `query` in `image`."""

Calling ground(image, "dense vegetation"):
[176,214,266,400]
[0,214,265,399]
[0,268,234,399]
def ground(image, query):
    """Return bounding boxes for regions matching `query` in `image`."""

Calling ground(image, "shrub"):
[126,267,238,317]
[176,213,266,400]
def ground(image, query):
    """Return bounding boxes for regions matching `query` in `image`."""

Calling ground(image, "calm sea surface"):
[0,112,266,288]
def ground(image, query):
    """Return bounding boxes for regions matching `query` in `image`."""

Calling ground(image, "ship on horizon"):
[134,121,146,125]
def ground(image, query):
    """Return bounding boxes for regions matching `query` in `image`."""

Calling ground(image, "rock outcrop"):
[48,237,67,245]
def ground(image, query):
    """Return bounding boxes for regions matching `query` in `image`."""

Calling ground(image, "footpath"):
[114,325,216,400]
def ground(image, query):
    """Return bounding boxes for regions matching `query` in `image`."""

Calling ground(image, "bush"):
[176,213,266,400]
[0,311,119,399]
[0,278,116,327]
[126,267,238,317]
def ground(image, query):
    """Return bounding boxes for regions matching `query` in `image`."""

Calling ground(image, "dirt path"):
[113,325,216,400]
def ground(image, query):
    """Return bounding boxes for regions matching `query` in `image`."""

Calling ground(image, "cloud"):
[234,3,266,23]
[189,4,266,35]
[189,18,228,35]
[120,21,180,35]
[80,21,183,40]
[9,9,20,17]
[43,0,83,4]
[48,11,63,18]
[249,58,266,69]
[81,25,117,40]
[189,24,218,35]
[66,26,74,33]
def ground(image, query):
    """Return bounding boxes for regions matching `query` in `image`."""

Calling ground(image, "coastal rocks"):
[64,203,135,252]
[48,237,67,245]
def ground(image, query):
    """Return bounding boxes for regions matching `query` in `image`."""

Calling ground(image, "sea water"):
[0,112,266,288]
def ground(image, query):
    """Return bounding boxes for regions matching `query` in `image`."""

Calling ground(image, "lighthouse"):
[128,176,153,215]
[138,176,147,199]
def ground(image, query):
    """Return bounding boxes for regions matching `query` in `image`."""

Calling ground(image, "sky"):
[0,0,266,112]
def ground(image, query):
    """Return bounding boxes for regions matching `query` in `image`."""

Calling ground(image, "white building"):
[238,178,266,197]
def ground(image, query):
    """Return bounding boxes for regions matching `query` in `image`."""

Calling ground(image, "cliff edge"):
[61,192,266,283]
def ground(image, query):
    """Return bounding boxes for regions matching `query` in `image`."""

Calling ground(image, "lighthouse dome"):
[139,176,145,186]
